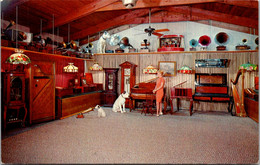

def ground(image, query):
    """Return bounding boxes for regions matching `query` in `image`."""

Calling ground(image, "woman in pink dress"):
[153,70,165,117]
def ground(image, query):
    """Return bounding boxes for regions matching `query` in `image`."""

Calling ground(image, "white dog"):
[112,91,130,113]
[97,31,111,53]
[95,105,106,117]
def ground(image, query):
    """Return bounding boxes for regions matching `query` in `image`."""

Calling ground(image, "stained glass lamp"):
[89,62,103,71]
[143,65,158,74]
[63,63,78,72]
[178,65,193,74]
[6,49,31,65]
[239,62,257,71]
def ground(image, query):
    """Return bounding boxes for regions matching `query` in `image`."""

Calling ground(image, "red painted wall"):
[1,47,85,87]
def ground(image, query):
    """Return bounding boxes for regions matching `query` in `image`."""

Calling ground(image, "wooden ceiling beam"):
[42,0,119,32]
[70,8,162,43]
[97,0,224,11]
[1,0,30,12]
[221,0,258,9]
[166,6,258,29]
[79,11,203,44]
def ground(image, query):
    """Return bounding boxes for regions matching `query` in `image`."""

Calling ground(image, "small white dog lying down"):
[112,91,130,113]
[94,105,106,117]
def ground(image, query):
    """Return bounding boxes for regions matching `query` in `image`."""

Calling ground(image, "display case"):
[103,68,119,106]
[157,35,185,52]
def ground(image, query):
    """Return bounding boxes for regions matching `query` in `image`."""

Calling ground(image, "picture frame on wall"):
[158,61,177,77]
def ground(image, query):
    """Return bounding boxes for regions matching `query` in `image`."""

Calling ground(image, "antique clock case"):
[103,68,119,107]
[119,61,137,107]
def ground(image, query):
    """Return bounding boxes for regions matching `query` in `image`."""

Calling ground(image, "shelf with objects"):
[1,46,94,61]
[1,20,94,61]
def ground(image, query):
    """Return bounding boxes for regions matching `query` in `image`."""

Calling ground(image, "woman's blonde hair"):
[157,70,164,76]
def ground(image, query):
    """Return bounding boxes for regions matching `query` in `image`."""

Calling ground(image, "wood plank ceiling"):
[1,0,258,46]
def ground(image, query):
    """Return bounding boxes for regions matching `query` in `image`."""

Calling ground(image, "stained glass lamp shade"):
[63,63,78,72]
[89,62,103,71]
[239,62,257,71]
[6,49,31,65]
[178,65,193,74]
[143,65,158,74]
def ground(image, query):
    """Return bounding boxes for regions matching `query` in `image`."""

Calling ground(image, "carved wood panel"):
[29,61,55,124]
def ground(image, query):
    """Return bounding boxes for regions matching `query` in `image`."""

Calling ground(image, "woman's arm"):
[153,78,165,93]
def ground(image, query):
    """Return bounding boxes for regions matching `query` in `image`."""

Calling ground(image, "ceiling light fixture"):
[122,0,138,9]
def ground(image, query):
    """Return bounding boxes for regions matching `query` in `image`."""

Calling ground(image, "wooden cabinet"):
[244,97,259,123]
[2,72,28,129]
[56,91,102,119]
[103,68,119,107]
[29,61,55,124]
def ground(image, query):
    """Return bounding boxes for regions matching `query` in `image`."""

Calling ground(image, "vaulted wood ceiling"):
[1,0,258,46]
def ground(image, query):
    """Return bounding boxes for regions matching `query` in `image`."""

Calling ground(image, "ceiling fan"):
[144,8,169,37]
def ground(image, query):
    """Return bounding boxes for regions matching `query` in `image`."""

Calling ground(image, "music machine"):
[215,32,229,51]
[231,70,258,121]
[189,39,198,51]
[198,35,211,50]
[236,39,251,50]
[1,20,30,49]
[129,77,167,113]
[192,73,233,114]
[170,81,193,116]
[157,35,185,52]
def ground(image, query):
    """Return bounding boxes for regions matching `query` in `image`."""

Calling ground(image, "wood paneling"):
[90,50,258,112]
[1,47,86,88]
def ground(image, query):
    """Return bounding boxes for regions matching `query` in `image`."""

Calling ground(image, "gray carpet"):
[1,108,259,164]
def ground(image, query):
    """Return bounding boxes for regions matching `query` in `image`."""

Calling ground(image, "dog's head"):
[121,91,130,98]
[95,105,101,110]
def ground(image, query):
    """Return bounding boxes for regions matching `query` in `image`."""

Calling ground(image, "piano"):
[192,73,233,114]
[129,78,167,113]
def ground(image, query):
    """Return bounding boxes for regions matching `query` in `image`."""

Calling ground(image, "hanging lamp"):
[63,63,78,72]
[89,62,103,71]
[143,65,157,74]
[6,49,31,65]
[178,65,193,74]
[239,61,257,71]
